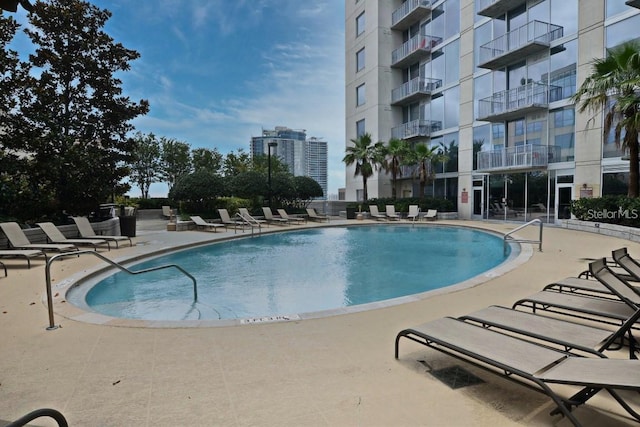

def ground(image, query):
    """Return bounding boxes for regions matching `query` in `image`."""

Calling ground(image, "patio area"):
[1,218,639,426]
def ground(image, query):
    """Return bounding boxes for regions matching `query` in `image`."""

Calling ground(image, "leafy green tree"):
[251,153,289,175]
[271,172,296,207]
[192,147,223,173]
[230,170,266,208]
[168,169,225,212]
[572,40,640,197]
[160,137,191,191]
[343,132,384,201]
[380,138,410,199]
[129,132,161,199]
[411,143,439,198]
[222,149,251,177]
[3,0,149,217]
[292,175,323,208]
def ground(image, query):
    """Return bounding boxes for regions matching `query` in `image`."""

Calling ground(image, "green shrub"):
[571,196,640,227]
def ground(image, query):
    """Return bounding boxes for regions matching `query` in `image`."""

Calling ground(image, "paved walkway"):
[1,218,640,426]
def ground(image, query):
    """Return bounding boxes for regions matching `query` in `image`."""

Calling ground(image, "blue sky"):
[11,0,345,198]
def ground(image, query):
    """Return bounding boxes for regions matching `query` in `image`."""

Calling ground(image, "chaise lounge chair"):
[407,205,420,222]
[37,222,110,251]
[306,208,330,222]
[424,209,437,221]
[0,249,47,268]
[0,222,78,253]
[190,216,225,232]
[162,205,172,219]
[72,216,132,248]
[385,205,400,221]
[239,208,267,229]
[217,209,245,231]
[260,207,287,225]
[395,316,640,426]
[277,209,306,225]
[368,205,386,221]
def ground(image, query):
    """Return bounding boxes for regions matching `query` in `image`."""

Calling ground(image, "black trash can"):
[119,215,137,237]
[346,207,356,219]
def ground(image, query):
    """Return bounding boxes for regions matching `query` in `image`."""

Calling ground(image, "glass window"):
[442,132,458,172]
[356,48,365,72]
[444,86,459,129]
[430,94,444,130]
[356,84,365,106]
[356,11,365,37]
[474,21,492,71]
[473,125,490,170]
[474,73,492,120]
[607,0,629,18]
[431,5,445,40]
[607,14,640,48]
[445,0,460,40]
[550,0,577,36]
[356,119,365,137]
[603,172,629,195]
[444,40,459,85]
[549,40,577,101]
[492,123,505,148]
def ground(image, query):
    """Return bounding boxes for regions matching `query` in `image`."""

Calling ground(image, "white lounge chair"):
[190,216,225,232]
[407,205,420,222]
[368,205,386,221]
[306,208,330,222]
[162,205,172,219]
[261,207,288,225]
[37,222,111,251]
[217,209,245,230]
[277,209,306,224]
[385,205,400,221]
[0,222,78,253]
[425,209,437,221]
[72,216,132,248]
[0,249,47,268]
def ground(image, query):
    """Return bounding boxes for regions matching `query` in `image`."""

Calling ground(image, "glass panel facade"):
[607,14,640,48]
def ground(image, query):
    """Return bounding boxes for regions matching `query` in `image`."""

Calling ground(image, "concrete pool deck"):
[1,218,640,426]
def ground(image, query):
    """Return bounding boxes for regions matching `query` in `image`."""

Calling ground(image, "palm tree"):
[380,138,410,199]
[412,143,439,198]
[343,132,384,201]
[571,40,640,197]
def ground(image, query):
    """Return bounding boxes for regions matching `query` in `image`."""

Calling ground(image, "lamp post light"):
[267,142,278,207]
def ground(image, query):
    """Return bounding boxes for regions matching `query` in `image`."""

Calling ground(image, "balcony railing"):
[391,34,442,68]
[476,145,561,171]
[477,0,527,18]
[479,20,563,69]
[391,77,442,105]
[477,82,562,122]
[391,119,442,140]
[391,0,432,30]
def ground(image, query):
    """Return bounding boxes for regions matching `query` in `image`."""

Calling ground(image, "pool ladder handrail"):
[236,212,262,236]
[7,408,68,427]
[503,218,543,255]
[44,250,197,331]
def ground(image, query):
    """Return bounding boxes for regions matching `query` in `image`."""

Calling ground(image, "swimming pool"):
[67,225,514,322]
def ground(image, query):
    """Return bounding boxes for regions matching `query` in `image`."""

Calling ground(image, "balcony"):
[477,0,527,18]
[391,34,442,68]
[479,21,563,70]
[391,0,432,31]
[391,77,442,105]
[627,0,640,8]
[477,82,562,122]
[391,119,442,140]
[476,145,560,172]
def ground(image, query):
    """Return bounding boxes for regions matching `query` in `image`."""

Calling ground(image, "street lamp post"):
[267,142,278,207]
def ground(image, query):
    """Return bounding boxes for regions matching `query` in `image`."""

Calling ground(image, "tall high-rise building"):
[250,126,328,199]
[345,0,639,222]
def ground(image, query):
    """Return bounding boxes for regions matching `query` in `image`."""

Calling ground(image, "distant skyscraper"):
[250,126,328,199]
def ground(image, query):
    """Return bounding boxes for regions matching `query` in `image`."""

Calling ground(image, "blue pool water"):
[68,225,512,321]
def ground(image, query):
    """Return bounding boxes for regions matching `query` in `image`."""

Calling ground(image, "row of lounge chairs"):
[395,248,640,426]
[0,218,133,270]
[190,208,329,232]
[369,205,437,221]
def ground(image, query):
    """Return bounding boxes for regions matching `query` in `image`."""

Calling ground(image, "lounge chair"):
[0,222,78,253]
[217,209,245,230]
[239,208,267,229]
[306,208,330,222]
[190,216,225,232]
[613,247,640,282]
[37,222,110,251]
[0,249,47,268]
[395,316,640,426]
[368,205,386,221]
[72,216,132,248]
[261,207,288,225]
[385,205,400,221]
[424,209,437,221]
[162,205,172,219]
[407,205,420,222]
[277,209,306,224]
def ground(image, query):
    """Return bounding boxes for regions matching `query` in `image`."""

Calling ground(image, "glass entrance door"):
[556,184,573,220]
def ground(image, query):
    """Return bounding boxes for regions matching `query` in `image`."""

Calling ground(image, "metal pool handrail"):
[503,218,543,255]
[44,250,197,330]
[236,212,262,236]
